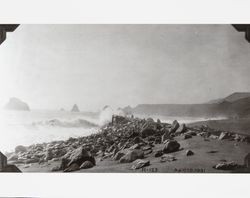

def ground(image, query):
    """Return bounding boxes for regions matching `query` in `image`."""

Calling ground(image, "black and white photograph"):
[1,24,250,173]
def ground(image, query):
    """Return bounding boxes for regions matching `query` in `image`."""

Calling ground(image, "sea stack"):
[4,97,30,111]
[71,104,80,112]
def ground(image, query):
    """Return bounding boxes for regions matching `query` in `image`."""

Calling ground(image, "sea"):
[0,109,225,152]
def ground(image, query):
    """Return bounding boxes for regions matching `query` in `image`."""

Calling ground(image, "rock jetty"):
[6,115,250,173]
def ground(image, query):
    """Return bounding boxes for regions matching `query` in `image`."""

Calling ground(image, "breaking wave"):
[32,118,99,128]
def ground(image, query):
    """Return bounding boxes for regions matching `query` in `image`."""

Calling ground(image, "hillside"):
[207,92,250,104]
[126,92,250,118]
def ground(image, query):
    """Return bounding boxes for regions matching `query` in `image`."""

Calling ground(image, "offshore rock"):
[4,97,30,111]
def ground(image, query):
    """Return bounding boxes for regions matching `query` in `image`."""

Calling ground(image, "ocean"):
[0,109,225,152]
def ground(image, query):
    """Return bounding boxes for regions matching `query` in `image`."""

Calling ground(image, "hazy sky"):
[0,24,250,111]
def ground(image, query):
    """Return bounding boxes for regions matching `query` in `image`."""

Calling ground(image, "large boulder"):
[60,146,95,170]
[4,97,30,111]
[141,127,157,138]
[15,145,27,153]
[119,149,144,163]
[175,124,186,134]
[162,140,180,154]
[80,161,94,169]
[170,120,179,133]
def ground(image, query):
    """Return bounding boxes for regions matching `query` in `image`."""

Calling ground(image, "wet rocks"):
[131,159,150,170]
[162,140,180,154]
[119,149,144,163]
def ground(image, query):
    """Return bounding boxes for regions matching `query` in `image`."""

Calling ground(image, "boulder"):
[184,131,197,136]
[146,118,154,122]
[129,144,140,150]
[51,165,61,172]
[186,150,194,156]
[183,134,192,140]
[133,136,141,144]
[218,132,230,140]
[119,149,144,163]
[170,120,179,133]
[60,146,95,170]
[45,149,53,161]
[80,161,94,169]
[141,127,156,138]
[176,123,186,134]
[162,140,180,154]
[15,145,27,153]
[144,149,153,155]
[209,135,219,139]
[131,159,150,170]
[4,97,30,111]
[213,161,239,170]
[160,154,176,162]
[161,133,169,143]
[8,153,18,161]
[154,150,163,157]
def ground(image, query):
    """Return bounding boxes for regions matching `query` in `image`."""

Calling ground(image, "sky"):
[0,24,250,111]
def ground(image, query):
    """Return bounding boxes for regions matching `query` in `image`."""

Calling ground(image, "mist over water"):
[0,110,100,152]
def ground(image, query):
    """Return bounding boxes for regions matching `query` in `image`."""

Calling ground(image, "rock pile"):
[6,115,250,172]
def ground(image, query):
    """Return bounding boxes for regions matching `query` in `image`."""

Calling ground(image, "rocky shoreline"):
[5,115,250,173]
